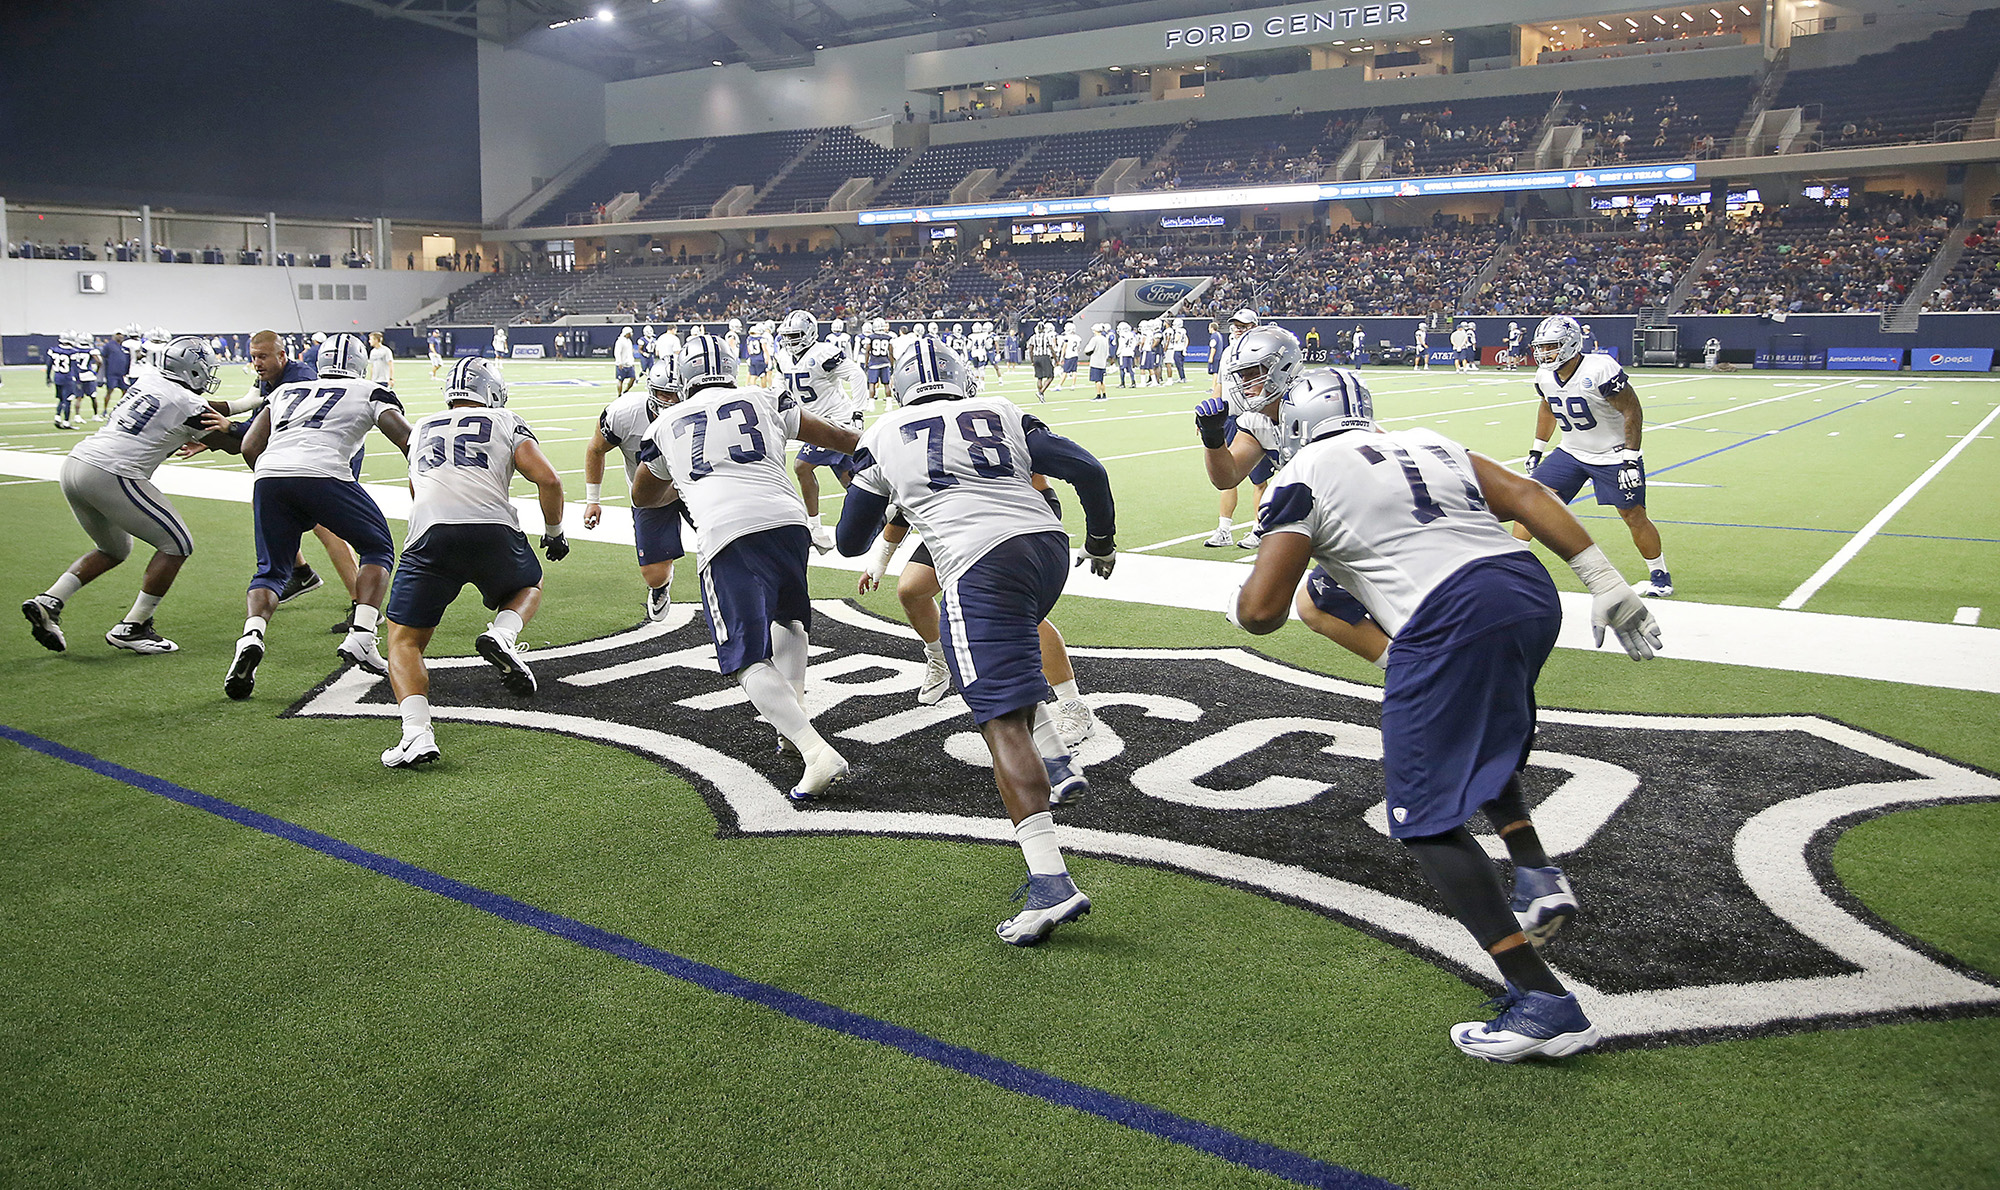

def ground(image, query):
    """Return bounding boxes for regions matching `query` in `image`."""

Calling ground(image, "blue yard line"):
[0,722,1399,1190]
[1575,515,2000,545]
[1648,388,1907,479]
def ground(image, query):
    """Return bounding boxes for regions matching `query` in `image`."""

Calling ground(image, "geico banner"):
[1912,347,1995,372]
[510,344,546,359]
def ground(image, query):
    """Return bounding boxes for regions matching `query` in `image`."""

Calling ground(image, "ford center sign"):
[1167,4,1412,48]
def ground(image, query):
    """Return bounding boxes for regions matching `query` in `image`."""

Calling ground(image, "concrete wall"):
[0,257,480,338]
[480,39,608,224]
[606,37,933,144]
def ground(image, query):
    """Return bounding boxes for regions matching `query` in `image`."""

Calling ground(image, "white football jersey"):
[253,378,402,482]
[615,336,635,367]
[776,341,864,430]
[1260,426,1529,637]
[1170,324,1190,352]
[69,373,212,480]
[368,345,394,383]
[642,384,804,569]
[1061,332,1080,361]
[654,331,681,360]
[1535,352,1632,464]
[1117,327,1137,356]
[596,391,657,483]
[405,406,539,543]
[851,395,1061,590]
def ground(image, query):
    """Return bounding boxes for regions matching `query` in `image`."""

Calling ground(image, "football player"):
[583,359,690,622]
[1203,309,1265,549]
[743,319,772,388]
[1704,337,1723,369]
[1413,319,1429,370]
[836,337,1117,946]
[23,337,235,656]
[224,333,414,700]
[1084,323,1111,400]
[380,356,569,768]
[774,309,867,554]
[1026,321,1059,401]
[100,329,134,407]
[1229,366,1661,1062]
[861,317,896,406]
[45,332,79,429]
[628,334,862,800]
[427,327,445,377]
[489,324,508,380]
[1115,320,1137,387]
[1169,316,1190,382]
[72,334,103,422]
[1504,321,1524,371]
[1058,320,1081,390]
[613,326,638,395]
[1515,315,1672,596]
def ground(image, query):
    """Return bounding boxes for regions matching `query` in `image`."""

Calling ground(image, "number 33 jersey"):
[849,395,1061,591]
[1258,427,1527,637]
[405,407,539,543]
[641,384,805,569]
[1535,352,1630,464]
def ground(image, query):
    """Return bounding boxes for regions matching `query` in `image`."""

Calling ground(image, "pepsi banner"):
[1912,348,1994,372]
[1824,347,1901,370]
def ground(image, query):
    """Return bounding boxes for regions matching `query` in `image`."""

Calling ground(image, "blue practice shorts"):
[1062,358,1078,374]
[250,476,396,596]
[938,530,1069,724]
[635,501,688,567]
[77,379,98,396]
[1305,566,1369,623]
[795,443,856,473]
[748,359,768,376]
[1088,367,1105,383]
[1141,351,1158,368]
[1458,347,1476,363]
[105,372,130,393]
[1532,447,1645,510]
[866,364,890,384]
[615,365,635,381]
[387,522,543,629]
[1223,418,1278,484]
[1380,552,1559,839]
[699,524,812,675]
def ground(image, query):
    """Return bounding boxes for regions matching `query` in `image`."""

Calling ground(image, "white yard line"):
[1779,401,2000,610]
[1128,521,1258,553]
[1956,607,1983,626]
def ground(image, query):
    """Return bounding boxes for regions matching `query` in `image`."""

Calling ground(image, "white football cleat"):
[1054,698,1098,749]
[1203,525,1234,548]
[995,872,1092,946]
[644,584,672,622]
[105,618,179,655]
[337,631,389,676]
[1450,988,1600,1063]
[917,652,951,705]
[809,522,837,554]
[789,743,850,802]
[382,729,441,769]
[476,629,537,696]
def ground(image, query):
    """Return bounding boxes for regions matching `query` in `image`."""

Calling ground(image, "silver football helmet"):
[676,333,739,396]
[1224,325,1304,414]
[645,358,681,415]
[1532,315,1584,367]
[315,333,370,379]
[158,336,221,395]
[444,356,508,407]
[1280,367,1375,460]
[777,310,816,355]
[889,336,977,407]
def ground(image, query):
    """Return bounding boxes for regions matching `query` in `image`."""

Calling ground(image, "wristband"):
[1531,438,1549,456]
[543,523,562,539]
[1372,647,1390,672]
[1566,543,1628,599]
[585,482,602,503]
[1225,583,1248,631]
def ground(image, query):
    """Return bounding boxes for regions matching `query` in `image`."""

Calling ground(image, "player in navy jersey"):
[381,357,569,768]
[224,333,413,700]
[46,333,80,429]
[836,337,1117,946]
[1230,368,1660,1062]
[1516,315,1671,596]
[628,334,862,800]
[23,338,234,656]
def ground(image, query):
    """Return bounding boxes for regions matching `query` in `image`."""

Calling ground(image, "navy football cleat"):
[995,872,1092,946]
[277,565,324,605]
[1510,865,1578,946]
[1045,754,1089,806]
[1635,568,1673,598]
[1451,986,1600,1062]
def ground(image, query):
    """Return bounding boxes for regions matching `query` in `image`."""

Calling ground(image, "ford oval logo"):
[1136,281,1193,305]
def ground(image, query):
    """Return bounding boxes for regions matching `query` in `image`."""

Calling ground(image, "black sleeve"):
[1024,425,1114,542]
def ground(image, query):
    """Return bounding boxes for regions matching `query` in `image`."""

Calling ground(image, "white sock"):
[351,603,382,634]
[923,638,945,663]
[1053,678,1080,703]
[739,660,824,755]
[1014,811,1066,877]
[489,608,523,643]
[1217,515,1232,530]
[242,615,268,638]
[1644,553,1665,572]
[399,694,432,736]
[125,591,162,624]
[771,619,809,702]
[46,573,83,604]
[1030,702,1069,764]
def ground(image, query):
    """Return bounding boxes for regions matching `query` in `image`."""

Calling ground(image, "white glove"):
[1225,580,1249,631]
[1615,449,1645,497]
[1568,544,1663,661]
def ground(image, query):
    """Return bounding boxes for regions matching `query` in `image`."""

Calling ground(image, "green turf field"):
[1,356,1996,1189]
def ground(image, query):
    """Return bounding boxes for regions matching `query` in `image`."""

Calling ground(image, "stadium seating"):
[522,139,708,227]
[1773,8,2000,146]
[1385,94,1554,175]
[635,129,819,220]
[998,126,1174,198]
[1482,228,1706,315]
[1562,75,1752,163]
[873,136,1042,208]
[754,130,905,214]
[1926,220,2000,311]
[1681,198,1949,314]
[1143,110,1360,190]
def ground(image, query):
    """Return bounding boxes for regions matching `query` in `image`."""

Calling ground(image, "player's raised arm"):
[1471,453,1660,660]
[240,407,275,467]
[581,418,613,529]
[1528,383,1555,472]
[512,436,569,560]
[373,394,413,455]
[1024,421,1116,576]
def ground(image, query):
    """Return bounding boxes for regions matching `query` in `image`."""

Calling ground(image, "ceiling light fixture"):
[1598,20,1612,29]
[597,7,613,23]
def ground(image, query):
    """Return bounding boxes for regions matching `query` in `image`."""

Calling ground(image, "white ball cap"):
[1230,308,1260,327]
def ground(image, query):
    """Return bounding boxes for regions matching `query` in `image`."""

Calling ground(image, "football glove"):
[1194,397,1230,450]
[1079,533,1116,579]
[540,530,571,561]
[1592,587,1662,661]
[1615,450,1644,497]
[1526,438,1548,474]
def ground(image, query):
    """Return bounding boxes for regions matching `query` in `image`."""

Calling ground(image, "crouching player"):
[629,334,862,800]
[836,337,1117,946]
[584,359,690,622]
[381,357,570,768]
[1229,369,1661,1061]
